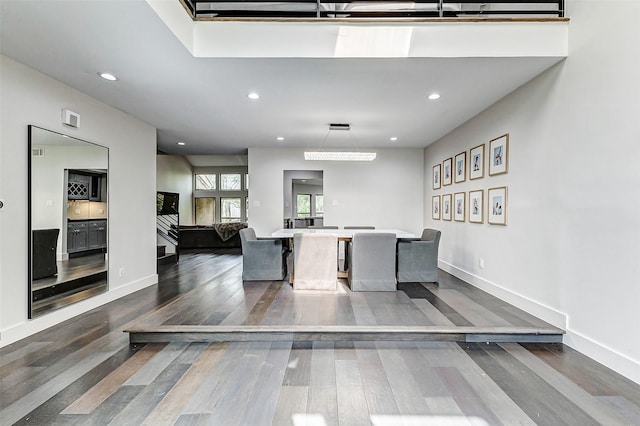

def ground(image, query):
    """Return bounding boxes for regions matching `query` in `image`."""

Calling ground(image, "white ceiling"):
[0,0,564,156]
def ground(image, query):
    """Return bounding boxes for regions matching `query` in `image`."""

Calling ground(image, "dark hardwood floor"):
[1,251,639,425]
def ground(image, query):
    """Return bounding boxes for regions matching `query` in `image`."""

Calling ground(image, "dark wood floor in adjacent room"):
[1,251,639,425]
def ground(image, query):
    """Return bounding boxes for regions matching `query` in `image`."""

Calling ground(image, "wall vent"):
[62,108,80,128]
[32,148,44,157]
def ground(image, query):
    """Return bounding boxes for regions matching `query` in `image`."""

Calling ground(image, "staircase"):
[157,191,180,265]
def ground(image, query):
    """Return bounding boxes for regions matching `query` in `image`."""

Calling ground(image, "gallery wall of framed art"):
[430,133,509,225]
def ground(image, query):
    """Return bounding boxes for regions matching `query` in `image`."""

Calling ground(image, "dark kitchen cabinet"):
[67,221,89,253]
[68,220,106,254]
[88,220,107,249]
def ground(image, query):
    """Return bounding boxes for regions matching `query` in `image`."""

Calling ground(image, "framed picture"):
[432,195,441,220]
[442,158,453,186]
[442,194,452,221]
[454,192,465,222]
[432,164,441,190]
[488,186,508,225]
[469,144,485,180]
[489,134,509,176]
[468,190,484,223]
[454,151,466,183]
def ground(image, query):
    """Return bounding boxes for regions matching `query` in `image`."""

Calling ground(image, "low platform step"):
[157,253,177,266]
[126,325,564,344]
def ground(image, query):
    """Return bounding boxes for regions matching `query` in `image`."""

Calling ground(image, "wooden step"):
[126,324,564,344]
[157,253,177,266]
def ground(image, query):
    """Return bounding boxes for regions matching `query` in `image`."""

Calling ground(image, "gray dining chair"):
[342,226,375,270]
[293,233,337,290]
[239,228,287,281]
[348,232,397,291]
[396,228,441,283]
[308,225,338,229]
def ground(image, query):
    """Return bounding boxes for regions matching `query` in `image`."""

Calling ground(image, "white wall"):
[248,148,424,236]
[0,55,158,346]
[424,1,640,384]
[156,155,194,224]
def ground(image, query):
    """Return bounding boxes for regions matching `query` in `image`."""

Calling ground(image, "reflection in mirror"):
[29,126,108,318]
[283,170,323,229]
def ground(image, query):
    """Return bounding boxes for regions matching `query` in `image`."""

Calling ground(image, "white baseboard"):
[439,260,567,329]
[0,274,158,348]
[564,330,640,385]
[439,260,640,386]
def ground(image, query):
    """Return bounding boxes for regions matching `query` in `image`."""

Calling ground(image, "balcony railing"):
[181,0,565,19]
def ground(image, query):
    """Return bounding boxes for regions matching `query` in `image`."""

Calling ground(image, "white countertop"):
[270,228,417,239]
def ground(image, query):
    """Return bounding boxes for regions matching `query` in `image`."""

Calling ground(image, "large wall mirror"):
[28,125,109,318]
[283,170,324,228]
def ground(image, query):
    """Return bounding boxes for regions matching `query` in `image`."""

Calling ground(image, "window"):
[220,173,241,191]
[297,194,311,217]
[245,173,249,190]
[246,197,249,219]
[315,194,324,217]
[221,198,242,222]
[195,174,216,190]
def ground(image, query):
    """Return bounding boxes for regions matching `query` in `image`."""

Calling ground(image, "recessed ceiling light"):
[276,136,284,141]
[247,92,260,100]
[99,72,117,81]
[177,141,186,146]
[428,93,440,100]
[390,137,398,141]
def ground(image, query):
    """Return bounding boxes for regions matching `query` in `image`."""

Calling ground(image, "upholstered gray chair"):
[293,233,337,290]
[396,228,441,283]
[239,228,287,281]
[342,226,375,270]
[348,232,397,291]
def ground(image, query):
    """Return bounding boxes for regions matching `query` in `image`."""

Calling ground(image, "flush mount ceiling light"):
[276,136,284,141]
[428,93,441,100]
[304,151,377,161]
[389,136,398,141]
[177,141,186,146]
[329,123,350,131]
[99,72,117,81]
[247,92,260,100]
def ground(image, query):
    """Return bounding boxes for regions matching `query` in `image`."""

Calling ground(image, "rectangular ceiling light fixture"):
[304,151,377,161]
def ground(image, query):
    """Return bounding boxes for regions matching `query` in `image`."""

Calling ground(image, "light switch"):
[46,200,53,207]
[253,200,260,207]
[332,200,338,206]
[75,209,80,214]
[98,208,104,214]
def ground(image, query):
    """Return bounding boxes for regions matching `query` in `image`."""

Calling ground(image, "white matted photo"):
[489,134,509,176]
[454,151,466,183]
[454,192,465,222]
[442,158,452,186]
[469,190,484,223]
[432,195,441,220]
[442,194,452,221]
[488,186,508,225]
[433,164,441,190]
[469,143,485,180]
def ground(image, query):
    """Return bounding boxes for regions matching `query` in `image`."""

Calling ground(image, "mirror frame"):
[28,125,109,318]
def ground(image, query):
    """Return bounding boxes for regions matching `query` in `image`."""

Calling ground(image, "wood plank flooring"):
[1,251,639,425]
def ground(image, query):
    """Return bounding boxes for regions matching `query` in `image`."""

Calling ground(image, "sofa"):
[178,223,246,249]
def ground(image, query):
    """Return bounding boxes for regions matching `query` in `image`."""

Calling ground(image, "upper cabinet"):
[68,170,105,201]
